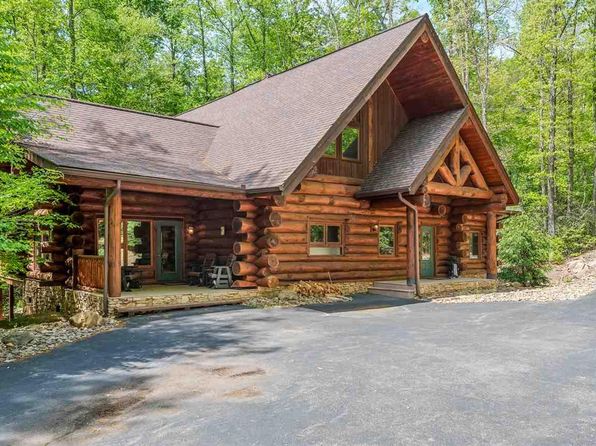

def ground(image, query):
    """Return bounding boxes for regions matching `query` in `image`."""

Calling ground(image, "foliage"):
[498,214,551,286]
[0,37,67,276]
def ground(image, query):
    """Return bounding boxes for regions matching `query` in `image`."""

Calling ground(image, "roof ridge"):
[39,95,220,128]
[178,14,428,117]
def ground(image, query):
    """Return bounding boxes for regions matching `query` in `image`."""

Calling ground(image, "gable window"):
[378,225,396,256]
[324,119,360,161]
[309,222,342,256]
[470,232,480,259]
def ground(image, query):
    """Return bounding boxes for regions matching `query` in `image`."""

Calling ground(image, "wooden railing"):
[75,255,104,290]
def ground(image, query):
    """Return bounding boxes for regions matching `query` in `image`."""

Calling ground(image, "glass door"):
[155,220,183,282]
[420,226,435,278]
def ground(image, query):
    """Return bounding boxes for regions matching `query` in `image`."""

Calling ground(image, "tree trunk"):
[197,0,210,100]
[67,0,77,98]
[546,48,557,236]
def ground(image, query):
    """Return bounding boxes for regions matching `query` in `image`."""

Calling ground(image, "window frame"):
[378,225,397,256]
[96,218,154,268]
[322,116,361,162]
[308,221,344,256]
[469,231,481,259]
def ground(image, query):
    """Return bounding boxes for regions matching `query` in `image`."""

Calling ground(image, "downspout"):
[103,180,121,316]
[397,192,420,297]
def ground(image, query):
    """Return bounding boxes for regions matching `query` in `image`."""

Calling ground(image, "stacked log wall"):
[269,176,451,284]
[449,212,488,278]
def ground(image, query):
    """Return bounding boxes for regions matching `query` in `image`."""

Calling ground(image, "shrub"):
[553,222,596,258]
[498,214,550,286]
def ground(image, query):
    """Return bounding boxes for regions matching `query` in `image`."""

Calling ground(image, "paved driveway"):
[1,293,595,445]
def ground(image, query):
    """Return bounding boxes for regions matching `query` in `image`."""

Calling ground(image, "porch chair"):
[121,266,142,292]
[187,255,206,286]
[196,253,217,286]
[207,254,236,289]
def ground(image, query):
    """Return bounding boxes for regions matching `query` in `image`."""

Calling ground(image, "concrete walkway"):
[0,293,595,445]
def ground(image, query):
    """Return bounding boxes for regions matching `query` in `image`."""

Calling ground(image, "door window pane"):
[379,226,395,256]
[421,230,432,261]
[127,221,151,266]
[160,225,177,273]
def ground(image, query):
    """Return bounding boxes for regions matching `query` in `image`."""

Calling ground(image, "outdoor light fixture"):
[187,225,195,236]
[220,225,226,236]
[371,224,379,232]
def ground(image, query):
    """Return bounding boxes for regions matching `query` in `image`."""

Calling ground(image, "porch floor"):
[105,285,256,316]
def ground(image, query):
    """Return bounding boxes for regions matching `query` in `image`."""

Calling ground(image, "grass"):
[0,312,63,330]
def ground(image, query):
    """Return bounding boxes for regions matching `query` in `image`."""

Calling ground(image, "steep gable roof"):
[177,15,426,192]
[358,108,468,197]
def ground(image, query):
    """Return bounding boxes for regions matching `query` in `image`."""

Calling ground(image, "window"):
[33,230,52,264]
[323,123,360,161]
[470,232,480,259]
[309,222,342,256]
[97,219,152,267]
[379,226,395,256]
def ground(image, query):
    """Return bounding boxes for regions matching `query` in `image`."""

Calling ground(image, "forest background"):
[1,0,594,278]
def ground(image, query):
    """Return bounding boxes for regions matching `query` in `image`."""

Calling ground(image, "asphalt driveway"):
[1,293,595,445]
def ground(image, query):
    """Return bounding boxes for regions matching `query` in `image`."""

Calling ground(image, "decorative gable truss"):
[421,135,493,200]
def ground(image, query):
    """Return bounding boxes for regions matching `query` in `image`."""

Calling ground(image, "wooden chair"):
[198,253,217,286]
[207,254,236,288]
[187,256,206,285]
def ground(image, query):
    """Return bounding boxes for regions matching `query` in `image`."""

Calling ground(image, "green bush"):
[498,214,550,286]
[553,222,596,258]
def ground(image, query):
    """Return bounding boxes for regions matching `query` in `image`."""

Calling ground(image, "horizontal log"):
[261,222,306,234]
[233,200,258,213]
[256,276,279,288]
[253,195,286,207]
[276,270,402,282]
[41,242,65,254]
[232,261,258,276]
[423,182,493,200]
[233,242,259,256]
[66,235,84,248]
[198,209,235,220]
[231,280,258,288]
[345,234,379,246]
[306,175,364,185]
[232,217,258,234]
[275,233,307,244]
[294,181,360,197]
[265,244,307,255]
[255,254,279,270]
[255,234,280,249]
[451,203,506,215]
[276,261,406,274]
[255,211,282,228]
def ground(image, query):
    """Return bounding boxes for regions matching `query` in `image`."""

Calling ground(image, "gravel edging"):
[435,278,596,304]
[0,319,122,365]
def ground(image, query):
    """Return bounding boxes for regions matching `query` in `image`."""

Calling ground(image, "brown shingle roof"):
[178,16,425,191]
[358,108,467,198]
[25,98,239,189]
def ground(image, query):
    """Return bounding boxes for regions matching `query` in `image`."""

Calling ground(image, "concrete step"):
[368,286,415,299]
[372,281,415,293]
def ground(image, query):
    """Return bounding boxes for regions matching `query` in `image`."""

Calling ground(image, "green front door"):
[155,220,183,282]
[420,226,435,278]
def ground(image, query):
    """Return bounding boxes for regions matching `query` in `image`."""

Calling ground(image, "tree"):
[0,37,67,275]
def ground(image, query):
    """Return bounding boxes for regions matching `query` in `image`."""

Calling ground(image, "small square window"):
[470,232,480,259]
[309,222,343,256]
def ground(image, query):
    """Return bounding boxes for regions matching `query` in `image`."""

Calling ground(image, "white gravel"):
[0,319,121,364]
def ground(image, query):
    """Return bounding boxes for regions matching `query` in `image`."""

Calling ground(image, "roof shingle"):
[358,108,467,197]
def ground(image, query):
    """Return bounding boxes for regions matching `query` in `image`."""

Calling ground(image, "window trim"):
[469,231,481,259]
[308,221,344,256]
[322,116,361,162]
[378,225,397,256]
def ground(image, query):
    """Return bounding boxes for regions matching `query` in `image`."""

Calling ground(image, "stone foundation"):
[419,279,497,298]
[23,280,102,316]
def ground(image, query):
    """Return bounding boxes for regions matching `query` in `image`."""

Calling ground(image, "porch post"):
[406,207,416,285]
[486,211,497,279]
[107,188,122,297]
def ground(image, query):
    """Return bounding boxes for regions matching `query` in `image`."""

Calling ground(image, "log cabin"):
[16,15,518,309]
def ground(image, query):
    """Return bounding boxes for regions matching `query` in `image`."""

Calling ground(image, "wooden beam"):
[423,182,493,200]
[451,203,506,214]
[450,140,460,185]
[458,137,488,190]
[486,211,497,279]
[438,164,457,186]
[63,175,247,200]
[406,207,416,285]
[107,189,122,297]
[367,99,375,173]
[459,164,472,186]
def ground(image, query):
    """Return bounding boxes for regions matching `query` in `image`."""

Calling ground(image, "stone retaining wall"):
[23,280,102,316]
[419,279,497,298]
